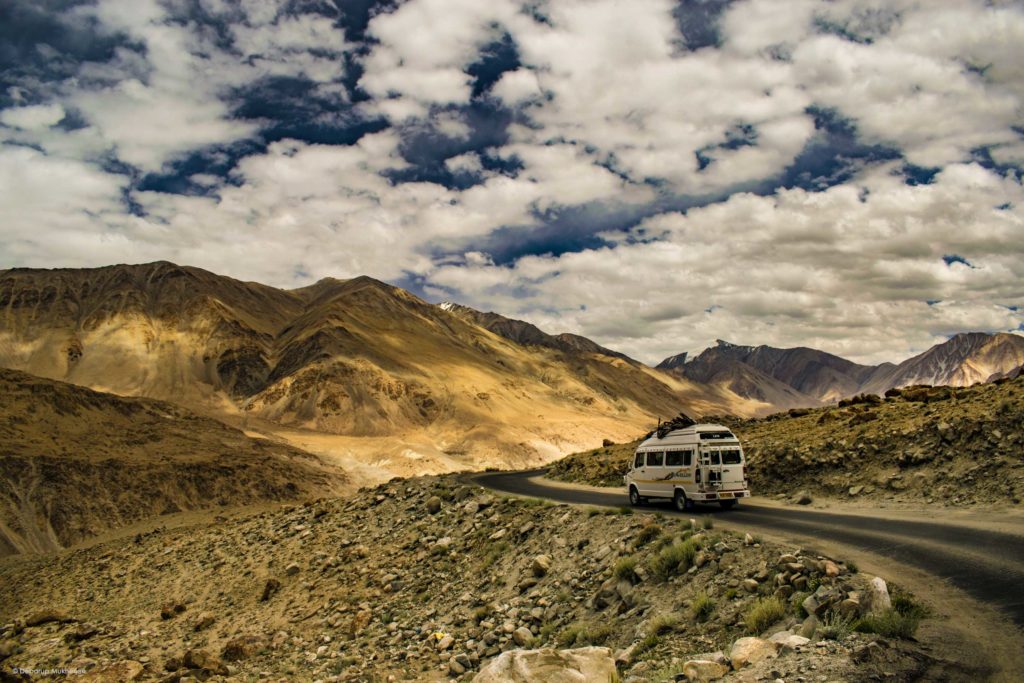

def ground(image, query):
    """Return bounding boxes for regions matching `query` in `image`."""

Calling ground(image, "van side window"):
[665,451,682,467]
[634,453,644,468]
[683,450,693,467]
[646,451,664,467]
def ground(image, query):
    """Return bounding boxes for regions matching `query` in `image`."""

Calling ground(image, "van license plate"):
[719,492,733,499]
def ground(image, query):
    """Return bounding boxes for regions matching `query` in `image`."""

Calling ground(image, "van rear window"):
[721,450,742,464]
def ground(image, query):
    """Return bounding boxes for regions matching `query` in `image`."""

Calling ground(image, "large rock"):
[512,626,534,646]
[473,646,616,682]
[729,637,779,669]
[531,555,552,577]
[867,577,892,614]
[682,659,730,681]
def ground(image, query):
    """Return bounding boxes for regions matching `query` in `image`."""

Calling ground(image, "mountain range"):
[2,261,1020,485]
[658,333,1024,409]
[0,262,756,484]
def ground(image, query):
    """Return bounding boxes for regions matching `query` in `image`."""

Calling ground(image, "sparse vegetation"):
[557,620,614,647]
[612,555,639,582]
[819,610,855,641]
[691,590,715,622]
[648,537,701,581]
[854,608,921,639]
[647,612,681,636]
[633,523,663,548]
[745,595,787,634]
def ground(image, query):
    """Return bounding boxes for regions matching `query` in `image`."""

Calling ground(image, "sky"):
[1,0,1023,366]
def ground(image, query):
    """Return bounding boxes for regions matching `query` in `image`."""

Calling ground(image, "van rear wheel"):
[673,489,689,512]
[629,486,644,506]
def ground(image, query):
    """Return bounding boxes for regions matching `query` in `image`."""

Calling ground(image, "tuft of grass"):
[723,587,738,600]
[587,507,603,517]
[854,608,922,639]
[617,506,634,515]
[745,596,787,634]
[613,555,639,582]
[647,612,681,636]
[892,592,929,620]
[648,537,701,581]
[557,621,614,647]
[631,632,661,660]
[472,605,492,624]
[633,523,663,548]
[701,516,714,530]
[482,541,510,569]
[691,591,715,622]
[845,559,859,574]
[819,610,855,641]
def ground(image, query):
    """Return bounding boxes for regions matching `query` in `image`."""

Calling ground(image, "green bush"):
[613,556,639,582]
[647,612,681,636]
[558,621,614,647]
[649,537,701,581]
[854,608,921,639]
[819,610,855,641]
[745,596,787,634]
[691,591,715,622]
[701,517,714,530]
[633,524,663,548]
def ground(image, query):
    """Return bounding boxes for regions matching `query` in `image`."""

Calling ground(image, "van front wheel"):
[673,489,690,512]
[629,486,644,507]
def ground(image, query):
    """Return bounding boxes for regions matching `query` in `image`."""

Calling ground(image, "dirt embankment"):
[0,368,349,555]
[549,376,1024,507]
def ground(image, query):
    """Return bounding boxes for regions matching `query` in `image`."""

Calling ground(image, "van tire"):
[673,489,690,512]
[629,486,644,506]
[719,499,737,510]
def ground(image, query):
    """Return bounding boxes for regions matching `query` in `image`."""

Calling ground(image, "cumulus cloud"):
[1,0,1023,366]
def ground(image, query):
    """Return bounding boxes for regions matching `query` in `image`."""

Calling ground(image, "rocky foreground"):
[551,375,1024,507]
[0,475,978,682]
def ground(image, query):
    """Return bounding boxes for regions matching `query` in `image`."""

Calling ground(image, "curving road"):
[471,469,1024,628]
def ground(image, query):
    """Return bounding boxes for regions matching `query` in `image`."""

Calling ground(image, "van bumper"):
[691,489,750,501]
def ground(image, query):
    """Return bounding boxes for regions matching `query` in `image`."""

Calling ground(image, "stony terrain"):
[550,375,1024,507]
[0,475,972,682]
[0,368,349,556]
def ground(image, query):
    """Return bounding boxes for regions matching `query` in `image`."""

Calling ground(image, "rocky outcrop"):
[473,646,616,682]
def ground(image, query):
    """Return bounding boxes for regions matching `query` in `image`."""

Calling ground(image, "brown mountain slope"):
[0,262,760,481]
[859,332,1024,394]
[0,368,349,556]
[659,333,1024,409]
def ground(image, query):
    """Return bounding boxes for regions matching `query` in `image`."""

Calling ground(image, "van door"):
[699,449,723,491]
[643,451,665,497]
[718,448,745,492]
[629,450,645,492]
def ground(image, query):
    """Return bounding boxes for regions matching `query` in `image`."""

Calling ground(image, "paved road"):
[471,469,1024,627]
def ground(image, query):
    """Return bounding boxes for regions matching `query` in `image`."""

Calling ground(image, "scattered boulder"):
[867,576,892,614]
[160,602,186,620]
[426,496,442,514]
[182,648,228,675]
[473,646,616,682]
[729,637,779,669]
[25,609,75,627]
[531,555,552,577]
[682,659,730,682]
[513,626,534,646]
[222,635,266,661]
[793,491,813,505]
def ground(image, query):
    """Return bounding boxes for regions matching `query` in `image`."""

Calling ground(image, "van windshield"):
[721,450,742,464]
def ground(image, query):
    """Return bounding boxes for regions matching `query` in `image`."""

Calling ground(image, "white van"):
[624,423,750,511]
